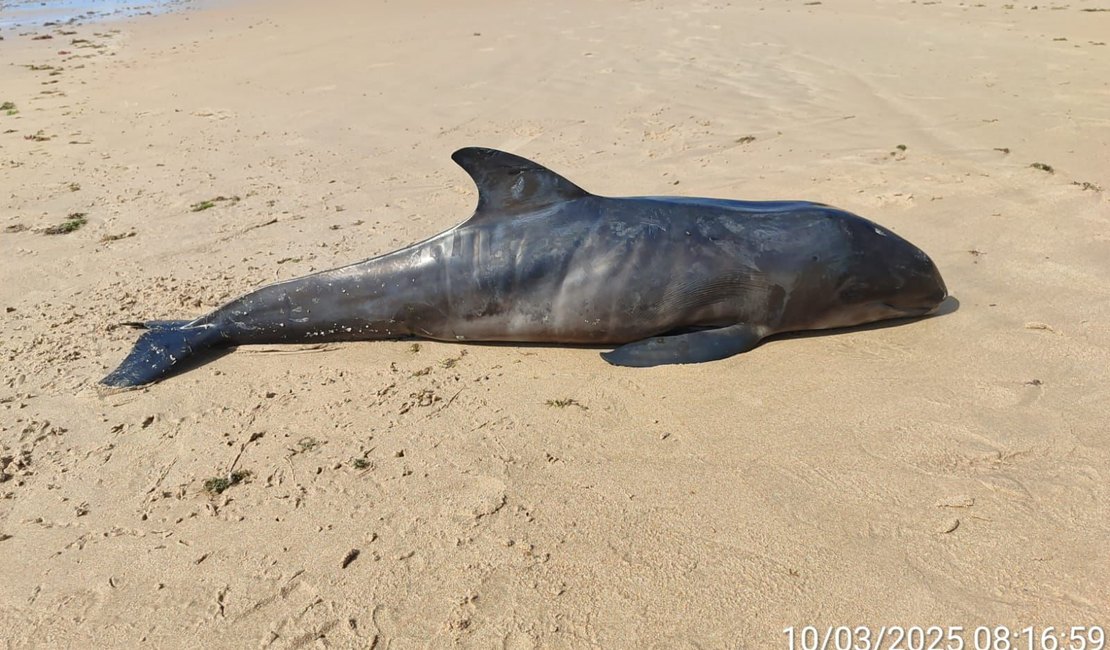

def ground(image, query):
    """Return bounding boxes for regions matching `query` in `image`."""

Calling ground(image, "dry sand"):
[2,0,1109,647]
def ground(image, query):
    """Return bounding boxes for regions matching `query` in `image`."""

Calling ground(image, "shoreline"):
[0,0,201,30]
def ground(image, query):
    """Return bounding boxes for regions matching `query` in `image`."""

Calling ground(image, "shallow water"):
[0,0,191,28]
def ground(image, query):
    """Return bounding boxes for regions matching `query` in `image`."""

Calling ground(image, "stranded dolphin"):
[100,147,947,387]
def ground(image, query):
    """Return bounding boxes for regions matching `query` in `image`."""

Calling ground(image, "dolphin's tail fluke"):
[100,321,225,388]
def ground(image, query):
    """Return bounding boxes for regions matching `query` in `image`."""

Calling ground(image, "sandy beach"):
[1,0,1108,646]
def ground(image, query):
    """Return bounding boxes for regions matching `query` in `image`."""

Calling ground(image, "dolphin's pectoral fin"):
[452,147,590,222]
[600,324,764,368]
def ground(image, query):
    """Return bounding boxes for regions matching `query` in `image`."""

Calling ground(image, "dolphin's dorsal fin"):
[452,147,590,222]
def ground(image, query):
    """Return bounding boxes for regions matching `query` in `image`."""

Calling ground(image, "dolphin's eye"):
[839,283,865,302]
[511,173,527,193]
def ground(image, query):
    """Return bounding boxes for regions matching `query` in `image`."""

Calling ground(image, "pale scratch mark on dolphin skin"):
[100,148,947,387]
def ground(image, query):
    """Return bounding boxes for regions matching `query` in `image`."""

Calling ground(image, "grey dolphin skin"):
[101,147,947,387]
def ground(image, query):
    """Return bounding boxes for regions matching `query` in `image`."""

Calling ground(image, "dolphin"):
[100,147,947,387]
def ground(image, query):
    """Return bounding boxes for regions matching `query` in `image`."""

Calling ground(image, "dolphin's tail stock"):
[100,320,225,388]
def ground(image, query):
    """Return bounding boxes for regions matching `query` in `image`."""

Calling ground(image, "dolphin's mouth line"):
[881,302,935,317]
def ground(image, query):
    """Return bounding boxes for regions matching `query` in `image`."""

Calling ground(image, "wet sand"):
[0,0,194,29]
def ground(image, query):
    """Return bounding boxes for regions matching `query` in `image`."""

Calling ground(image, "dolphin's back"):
[632,196,831,213]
